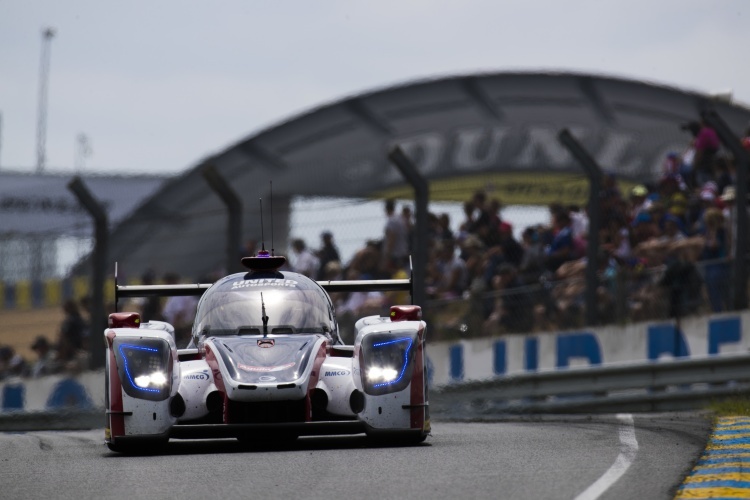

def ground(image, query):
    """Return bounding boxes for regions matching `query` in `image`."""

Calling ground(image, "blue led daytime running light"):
[372,337,412,388]
[118,343,162,393]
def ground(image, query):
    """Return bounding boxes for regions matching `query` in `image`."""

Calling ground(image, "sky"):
[0,1,748,176]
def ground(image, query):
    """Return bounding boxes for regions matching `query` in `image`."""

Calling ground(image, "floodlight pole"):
[703,110,749,310]
[558,129,602,326]
[388,146,428,308]
[202,164,243,274]
[68,176,108,369]
[36,27,55,173]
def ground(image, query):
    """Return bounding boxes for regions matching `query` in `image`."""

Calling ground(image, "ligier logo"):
[183,370,210,381]
[324,370,350,377]
[231,278,298,289]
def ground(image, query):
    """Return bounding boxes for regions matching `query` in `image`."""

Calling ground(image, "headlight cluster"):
[113,338,171,401]
[360,332,416,395]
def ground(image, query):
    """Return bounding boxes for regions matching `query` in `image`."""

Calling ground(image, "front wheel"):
[106,437,168,455]
[367,429,428,446]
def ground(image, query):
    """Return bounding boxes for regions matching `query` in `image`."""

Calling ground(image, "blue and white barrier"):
[427,311,748,387]
[0,371,103,413]
[1,311,746,411]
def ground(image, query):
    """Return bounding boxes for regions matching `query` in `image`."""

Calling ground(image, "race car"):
[105,251,430,452]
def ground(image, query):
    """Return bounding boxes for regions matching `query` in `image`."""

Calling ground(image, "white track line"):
[574,413,639,500]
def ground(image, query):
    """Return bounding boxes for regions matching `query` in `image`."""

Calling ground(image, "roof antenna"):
[270,181,275,256]
[259,198,266,254]
[114,262,119,312]
[261,292,269,337]
[240,190,287,270]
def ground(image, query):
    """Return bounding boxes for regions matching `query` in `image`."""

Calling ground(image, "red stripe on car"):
[106,330,125,438]
[204,344,228,422]
[410,324,426,430]
[306,341,328,421]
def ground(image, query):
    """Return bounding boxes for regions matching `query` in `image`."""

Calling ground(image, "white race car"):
[105,252,430,453]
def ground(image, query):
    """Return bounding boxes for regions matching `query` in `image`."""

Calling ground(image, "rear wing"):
[115,278,412,310]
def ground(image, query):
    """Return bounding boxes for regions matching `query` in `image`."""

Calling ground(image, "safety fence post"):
[202,164,243,274]
[558,129,603,327]
[67,176,108,369]
[388,145,429,308]
[703,110,749,310]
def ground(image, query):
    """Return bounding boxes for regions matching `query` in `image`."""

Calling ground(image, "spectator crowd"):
[282,117,750,340]
[3,117,748,378]
[0,298,90,382]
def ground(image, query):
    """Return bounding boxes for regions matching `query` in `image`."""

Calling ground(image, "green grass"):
[709,397,750,416]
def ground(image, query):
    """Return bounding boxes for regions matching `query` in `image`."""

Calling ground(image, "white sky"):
[1,0,748,175]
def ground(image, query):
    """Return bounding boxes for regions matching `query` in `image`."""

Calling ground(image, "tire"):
[106,437,168,455]
[236,433,299,448]
[367,429,428,446]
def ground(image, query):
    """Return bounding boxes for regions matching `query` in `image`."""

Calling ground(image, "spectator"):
[720,185,750,257]
[699,207,729,312]
[659,214,686,244]
[545,210,575,272]
[460,234,488,295]
[315,231,341,280]
[458,200,476,236]
[337,266,383,344]
[497,221,524,268]
[57,299,87,366]
[436,213,454,242]
[30,336,58,378]
[482,263,533,335]
[290,238,320,278]
[692,115,721,187]
[429,240,467,300]
[139,269,163,323]
[629,185,649,219]
[602,215,632,262]
[382,257,411,306]
[715,156,733,195]
[162,273,199,347]
[0,346,30,380]
[401,205,415,255]
[660,241,704,319]
[569,205,589,239]
[383,199,410,268]
[519,226,545,283]
[469,190,500,247]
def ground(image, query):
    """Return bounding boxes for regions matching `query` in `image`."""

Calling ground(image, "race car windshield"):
[194,277,331,336]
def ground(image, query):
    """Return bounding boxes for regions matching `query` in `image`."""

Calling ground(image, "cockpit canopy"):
[193,271,335,338]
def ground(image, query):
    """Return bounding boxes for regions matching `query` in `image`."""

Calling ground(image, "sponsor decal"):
[231,278,298,289]
[183,371,210,381]
[258,376,276,382]
[0,195,111,214]
[324,370,350,377]
[257,339,275,348]
[238,362,295,372]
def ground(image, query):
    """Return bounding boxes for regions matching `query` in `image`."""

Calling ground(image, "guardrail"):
[430,353,750,415]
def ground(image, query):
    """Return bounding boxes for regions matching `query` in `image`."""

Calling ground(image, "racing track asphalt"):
[0,413,711,500]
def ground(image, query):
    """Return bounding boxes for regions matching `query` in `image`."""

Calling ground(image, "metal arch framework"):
[80,71,750,280]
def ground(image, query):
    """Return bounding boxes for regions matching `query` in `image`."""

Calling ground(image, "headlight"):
[113,338,171,401]
[360,332,416,395]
